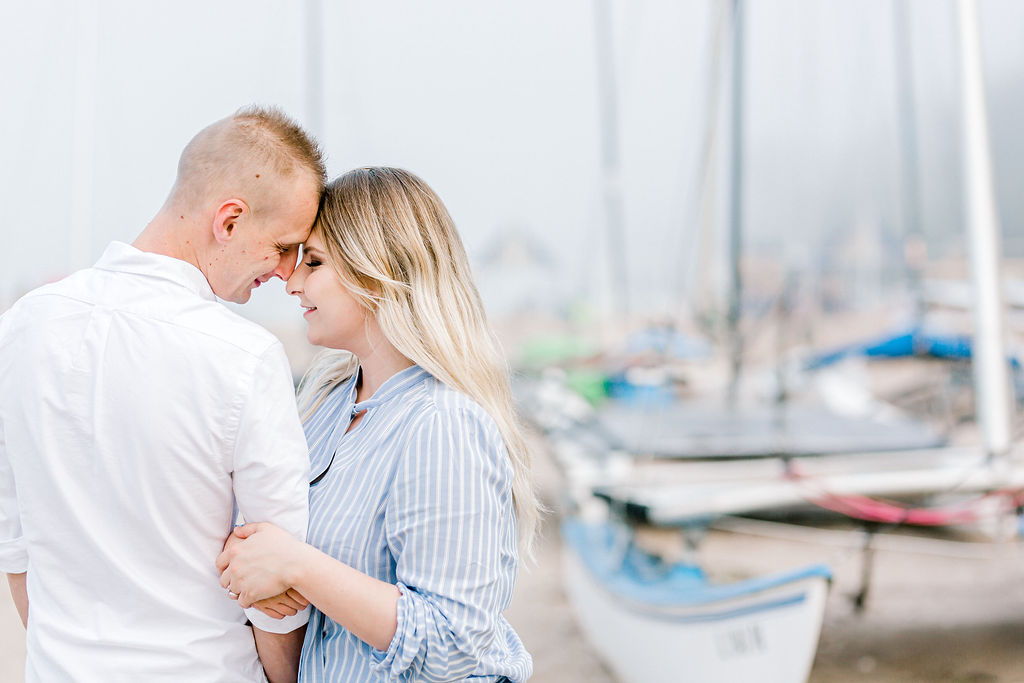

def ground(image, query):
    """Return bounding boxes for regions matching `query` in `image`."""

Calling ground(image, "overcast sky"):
[2,0,1023,328]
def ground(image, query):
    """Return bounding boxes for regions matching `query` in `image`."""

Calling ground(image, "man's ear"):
[212,199,249,244]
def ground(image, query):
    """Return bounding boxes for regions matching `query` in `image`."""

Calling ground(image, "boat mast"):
[304,0,325,137]
[679,2,727,329]
[957,0,1013,459]
[70,0,98,271]
[726,0,745,404]
[593,0,629,319]
[892,0,925,320]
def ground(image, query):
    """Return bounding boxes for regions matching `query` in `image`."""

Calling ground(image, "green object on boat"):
[518,335,598,367]
[566,369,609,406]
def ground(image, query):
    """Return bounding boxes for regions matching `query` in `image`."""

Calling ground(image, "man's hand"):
[252,589,310,619]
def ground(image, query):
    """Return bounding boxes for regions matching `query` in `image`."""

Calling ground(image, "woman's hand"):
[215,522,306,608]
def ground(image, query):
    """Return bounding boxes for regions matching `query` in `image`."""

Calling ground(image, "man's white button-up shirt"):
[0,242,310,682]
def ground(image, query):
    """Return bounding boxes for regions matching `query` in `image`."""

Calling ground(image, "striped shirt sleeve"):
[370,406,518,680]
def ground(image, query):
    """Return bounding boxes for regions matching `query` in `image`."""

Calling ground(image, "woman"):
[217,167,538,681]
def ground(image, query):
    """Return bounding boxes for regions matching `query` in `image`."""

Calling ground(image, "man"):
[0,106,323,682]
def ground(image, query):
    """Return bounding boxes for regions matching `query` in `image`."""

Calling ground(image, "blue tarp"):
[804,324,996,370]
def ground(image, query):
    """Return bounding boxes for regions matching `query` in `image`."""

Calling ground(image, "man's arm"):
[6,572,27,627]
[254,625,306,683]
[1,416,29,624]
[232,345,309,547]
[230,345,310,634]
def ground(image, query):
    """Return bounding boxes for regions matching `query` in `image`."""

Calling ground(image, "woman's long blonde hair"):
[297,167,539,555]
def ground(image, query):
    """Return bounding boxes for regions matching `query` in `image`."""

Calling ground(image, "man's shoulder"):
[0,274,87,329]
[4,269,282,360]
[8,270,88,304]
[174,302,282,358]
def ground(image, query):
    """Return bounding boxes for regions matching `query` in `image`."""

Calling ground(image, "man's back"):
[0,242,309,682]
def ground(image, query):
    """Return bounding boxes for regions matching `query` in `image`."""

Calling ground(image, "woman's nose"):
[286,268,303,296]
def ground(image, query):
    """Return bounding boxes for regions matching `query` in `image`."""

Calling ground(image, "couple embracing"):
[0,106,537,682]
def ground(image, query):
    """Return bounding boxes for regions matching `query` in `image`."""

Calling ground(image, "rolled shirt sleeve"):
[371,407,521,680]
[232,344,312,633]
[0,416,28,573]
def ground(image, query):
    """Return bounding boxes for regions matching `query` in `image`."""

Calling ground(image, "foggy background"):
[2,0,1024,333]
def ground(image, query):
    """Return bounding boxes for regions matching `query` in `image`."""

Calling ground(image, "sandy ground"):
[509,440,1024,683]
[0,585,24,682]
[5,446,1024,682]
[702,518,1024,683]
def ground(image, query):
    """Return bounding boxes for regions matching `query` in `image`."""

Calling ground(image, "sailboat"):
[528,1,1020,681]
[561,518,830,683]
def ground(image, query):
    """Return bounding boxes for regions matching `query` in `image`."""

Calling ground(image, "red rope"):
[783,463,1024,526]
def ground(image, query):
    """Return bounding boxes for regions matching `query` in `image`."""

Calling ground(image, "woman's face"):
[286,231,371,351]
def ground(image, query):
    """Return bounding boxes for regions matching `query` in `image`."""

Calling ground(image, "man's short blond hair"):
[171,105,326,213]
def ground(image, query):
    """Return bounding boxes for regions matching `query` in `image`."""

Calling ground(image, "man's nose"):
[271,249,300,280]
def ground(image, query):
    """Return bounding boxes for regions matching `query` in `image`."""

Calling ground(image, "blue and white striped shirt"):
[298,364,532,682]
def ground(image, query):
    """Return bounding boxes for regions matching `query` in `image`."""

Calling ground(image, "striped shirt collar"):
[350,364,432,415]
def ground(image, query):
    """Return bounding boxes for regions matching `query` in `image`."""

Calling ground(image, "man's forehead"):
[282,197,318,235]
[270,170,321,212]
[288,169,323,201]
[278,228,311,246]
[268,217,312,245]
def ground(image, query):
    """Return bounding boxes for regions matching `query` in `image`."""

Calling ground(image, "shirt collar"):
[351,364,430,415]
[93,241,217,302]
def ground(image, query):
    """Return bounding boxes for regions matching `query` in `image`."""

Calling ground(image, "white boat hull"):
[563,526,829,683]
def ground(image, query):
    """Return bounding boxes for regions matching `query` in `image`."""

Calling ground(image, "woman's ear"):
[212,198,249,244]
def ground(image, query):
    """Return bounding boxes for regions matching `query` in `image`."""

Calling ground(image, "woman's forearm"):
[219,522,401,652]
[287,544,400,652]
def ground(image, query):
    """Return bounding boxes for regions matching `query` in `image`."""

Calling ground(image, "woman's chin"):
[306,331,347,352]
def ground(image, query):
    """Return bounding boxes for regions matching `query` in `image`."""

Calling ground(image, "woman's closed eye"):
[304,258,322,268]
